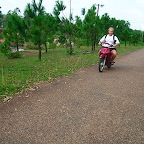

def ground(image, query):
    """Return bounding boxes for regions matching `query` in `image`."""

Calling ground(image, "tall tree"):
[116,20,130,47]
[42,13,56,53]
[0,6,3,28]
[74,16,84,47]
[101,13,111,35]
[83,5,100,51]
[53,0,74,55]
[3,8,25,51]
[24,0,46,60]
[130,30,142,45]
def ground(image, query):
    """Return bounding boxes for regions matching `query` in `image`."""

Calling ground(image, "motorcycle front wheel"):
[99,58,106,72]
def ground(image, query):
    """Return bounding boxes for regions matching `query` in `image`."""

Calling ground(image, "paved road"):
[0,49,144,144]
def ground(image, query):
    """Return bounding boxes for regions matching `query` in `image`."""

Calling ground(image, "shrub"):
[75,39,86,48]
[0,42,22,59]
[0,42,11,54]
[66,47,74,55]
[6,51,22,59]
[49,43,56,49]
[25,42,38,50]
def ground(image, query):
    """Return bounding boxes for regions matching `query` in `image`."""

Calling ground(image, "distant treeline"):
[0,0,143,59]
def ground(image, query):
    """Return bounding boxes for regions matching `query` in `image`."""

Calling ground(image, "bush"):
[6,51,22,59]
[0,42,22,59]
[25,42,38,50]
[49,43,56,49]
[0,42,11,54]
[66,47,74,55]
[75,39,86,48]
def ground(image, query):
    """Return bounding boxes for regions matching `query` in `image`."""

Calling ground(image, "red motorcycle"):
[99,42,114,72]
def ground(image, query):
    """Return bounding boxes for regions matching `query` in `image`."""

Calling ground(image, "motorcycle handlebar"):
[101,42,114,48]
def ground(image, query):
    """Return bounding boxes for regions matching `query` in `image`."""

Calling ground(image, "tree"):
[42,14,56,53]
[81,8,86,16]
[24,0,46,60]
[74,16,84,47]
[130,30,142,45]
[3,8,25,52]
[0,6,3,28]
[53,0,66,21]
[100,13,111,35]
[53,0,74,55]
[60,16,75,54]
[116,20,130,47]
[83,5,100,51]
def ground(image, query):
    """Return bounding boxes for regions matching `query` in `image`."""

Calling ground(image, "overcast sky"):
[0,0,144,30]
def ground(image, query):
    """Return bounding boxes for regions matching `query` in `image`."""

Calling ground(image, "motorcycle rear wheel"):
[107,63,111,68]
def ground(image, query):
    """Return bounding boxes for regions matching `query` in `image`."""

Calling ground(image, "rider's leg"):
[111,50,117,61]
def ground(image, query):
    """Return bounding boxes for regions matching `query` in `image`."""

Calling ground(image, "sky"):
[0,0,144,30]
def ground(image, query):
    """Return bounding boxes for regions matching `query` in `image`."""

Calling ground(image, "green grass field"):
[0,45,143,101]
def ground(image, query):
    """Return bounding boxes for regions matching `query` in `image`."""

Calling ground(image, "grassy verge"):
[0,45,143,101]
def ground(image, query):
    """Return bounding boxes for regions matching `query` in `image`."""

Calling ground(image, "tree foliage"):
[3,8,25,53]
[1,0,143,59]
[24,0,47,60]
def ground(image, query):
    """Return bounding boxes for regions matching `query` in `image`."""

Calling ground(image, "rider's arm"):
[98,36,106,45]
[114,43,119,47]
[113,36,120,47]
[98,41,102,45]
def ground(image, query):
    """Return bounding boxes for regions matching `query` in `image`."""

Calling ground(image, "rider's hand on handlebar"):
[98,42,102,45]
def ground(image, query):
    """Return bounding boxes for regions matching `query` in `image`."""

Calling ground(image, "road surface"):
[0,49,144,144]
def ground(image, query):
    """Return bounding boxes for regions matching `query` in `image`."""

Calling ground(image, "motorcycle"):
[98,42,114,72]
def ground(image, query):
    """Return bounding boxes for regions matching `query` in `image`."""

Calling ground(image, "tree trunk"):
[91,44,94,51]
[45,44,48,53]
[125,41,126,47]
[93,42,96,51]
[93,33,97,51]
[16,43,19,52]
[70,44,73,55]
[38,41,41,60]
[69,33,73,55]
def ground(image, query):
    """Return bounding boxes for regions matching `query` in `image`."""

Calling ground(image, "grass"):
[0,45,143,101]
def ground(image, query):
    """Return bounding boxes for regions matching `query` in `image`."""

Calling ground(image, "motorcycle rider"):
[99,27,120,63]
